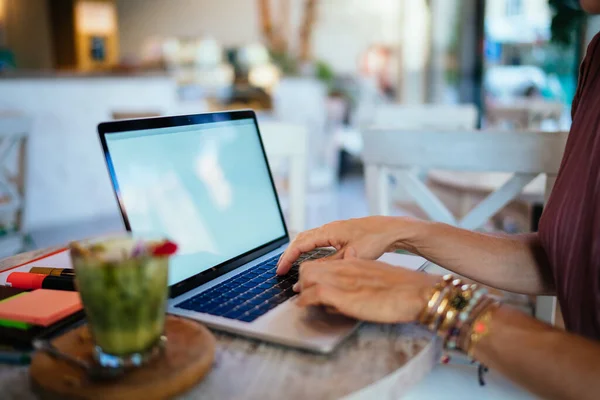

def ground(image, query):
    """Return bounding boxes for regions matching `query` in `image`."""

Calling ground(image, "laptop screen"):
[103,117,287,286]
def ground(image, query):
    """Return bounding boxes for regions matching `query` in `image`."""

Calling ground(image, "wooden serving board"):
[30,316,215,400]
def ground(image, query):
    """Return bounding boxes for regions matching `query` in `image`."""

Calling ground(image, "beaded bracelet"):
[419,275,501,355]
[439,283,475,332]
[429,278,464,331]
[444,286,488,350]
[418,275,503,387]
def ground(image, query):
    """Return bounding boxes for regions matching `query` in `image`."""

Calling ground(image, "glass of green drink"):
[70,234,177,369]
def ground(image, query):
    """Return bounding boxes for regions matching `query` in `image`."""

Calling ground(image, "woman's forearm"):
[473,306,600,400]
[395,219,554,294]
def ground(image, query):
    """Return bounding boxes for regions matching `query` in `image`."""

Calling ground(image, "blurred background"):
[0,0,597,256]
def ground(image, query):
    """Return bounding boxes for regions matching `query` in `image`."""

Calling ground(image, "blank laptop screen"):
[104,118,286,285]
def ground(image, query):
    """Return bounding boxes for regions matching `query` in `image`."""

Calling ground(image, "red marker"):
[7,272,75,291]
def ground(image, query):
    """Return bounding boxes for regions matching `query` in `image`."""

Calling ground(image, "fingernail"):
[293,282,300,292]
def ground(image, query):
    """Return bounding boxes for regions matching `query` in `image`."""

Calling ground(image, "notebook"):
[0,289,82,327]
[0,310,85,350]
[0,287,30,329]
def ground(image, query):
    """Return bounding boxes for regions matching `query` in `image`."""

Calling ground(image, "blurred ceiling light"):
[76,1,117,35]
[0,0,5,22]
[249,63,281,91]
[238,43,270,67]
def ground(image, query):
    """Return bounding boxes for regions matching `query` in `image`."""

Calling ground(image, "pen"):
[7,272,76,291]
[29,267,75,277]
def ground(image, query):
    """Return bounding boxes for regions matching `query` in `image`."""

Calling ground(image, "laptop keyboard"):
[174,248,335,323]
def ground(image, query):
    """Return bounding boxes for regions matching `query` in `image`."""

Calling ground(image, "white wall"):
[313,0,402,74]
[0,76,181,231]
[116,0,262,59]
[116,0,403,75]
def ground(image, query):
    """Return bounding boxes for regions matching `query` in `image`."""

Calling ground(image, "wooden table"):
[0,249,439,400]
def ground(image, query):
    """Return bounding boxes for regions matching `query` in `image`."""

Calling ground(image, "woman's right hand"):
[276,216,423,275]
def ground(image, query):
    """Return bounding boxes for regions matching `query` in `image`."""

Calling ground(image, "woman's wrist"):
[405,273,440,322]
[387,217,433,254]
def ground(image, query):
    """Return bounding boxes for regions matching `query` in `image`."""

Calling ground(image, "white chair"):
[363,104,479,207]
[272,77,337,189]
[366,103,479,130]
[486,100,564,130]
[351,77,384,129]
[340,103,479,158]
[362,128,569,324]
[259,121,309,235]
[0,114,31,256]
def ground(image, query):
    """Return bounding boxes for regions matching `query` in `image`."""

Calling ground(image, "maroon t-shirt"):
[539,32,600,340]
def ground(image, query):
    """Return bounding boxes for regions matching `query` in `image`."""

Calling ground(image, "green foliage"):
[444,63,460,86]
[269,50,299,75]
[269,50,350,100]
[548,0,586,47]
[315,60,335,88]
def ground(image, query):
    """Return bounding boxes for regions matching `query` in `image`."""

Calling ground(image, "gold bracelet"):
[418,274,453,326]
[428,278,462,331]
[428,293,451,331]
[437,307,459,337]
[457,295,495,352]
[466,302,500,357]
[437,283,473,338]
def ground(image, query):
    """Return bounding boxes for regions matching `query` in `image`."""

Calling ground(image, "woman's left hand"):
[295,259,440,323]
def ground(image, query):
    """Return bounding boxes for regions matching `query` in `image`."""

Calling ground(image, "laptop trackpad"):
[250,296,358,351]
[303,304,356,330]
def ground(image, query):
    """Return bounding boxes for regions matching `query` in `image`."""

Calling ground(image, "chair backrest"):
[0,114,31,237]
[362,129,568,229]
[258,121,309,235]
[367,104,479,130]
[272,78,328,130]
[486,100,564,130]
[362,128,569,325]
[272,78,331,175]
[365,104,480,204]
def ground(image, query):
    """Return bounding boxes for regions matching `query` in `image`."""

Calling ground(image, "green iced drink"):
[70,235,176,366]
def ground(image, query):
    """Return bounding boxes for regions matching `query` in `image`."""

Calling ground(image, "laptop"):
[97,110,359,353]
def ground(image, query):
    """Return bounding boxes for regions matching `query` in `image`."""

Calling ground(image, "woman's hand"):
[277,216,424,275]
[294,258,440,323]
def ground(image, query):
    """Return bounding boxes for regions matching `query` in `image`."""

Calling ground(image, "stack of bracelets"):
[418,274,502,385]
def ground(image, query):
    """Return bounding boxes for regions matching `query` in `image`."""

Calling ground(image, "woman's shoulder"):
[572,32,600,119]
